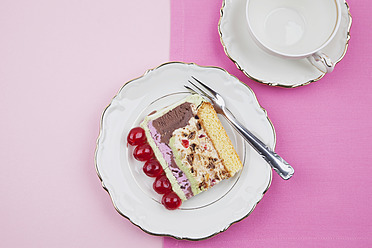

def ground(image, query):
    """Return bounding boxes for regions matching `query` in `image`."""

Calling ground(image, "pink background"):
[166,0,372,247]
[0,0,167,247]
[2,0,372,247]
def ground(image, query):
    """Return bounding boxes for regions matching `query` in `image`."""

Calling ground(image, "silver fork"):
[186,76,294,180]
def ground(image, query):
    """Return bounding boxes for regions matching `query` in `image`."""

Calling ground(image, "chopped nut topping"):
[196,122,202,130]
[190,143,196,151]
[188,131,196,139]
[186,154,194,165]
[207,162,215,170]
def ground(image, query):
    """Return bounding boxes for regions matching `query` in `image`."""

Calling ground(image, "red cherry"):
[153,175,172,194]
[127,127,146,146]
[162,191,182,210]
[143,159,163,177]
[133,144,153,161]
[181,139,189,148]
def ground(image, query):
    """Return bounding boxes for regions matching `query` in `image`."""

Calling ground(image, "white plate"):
[95,62,275,240]
[219,0,352,88]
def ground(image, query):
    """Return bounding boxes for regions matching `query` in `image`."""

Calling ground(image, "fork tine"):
[184,84,198,95]
[187,80,214,101]
[190,76,218,98]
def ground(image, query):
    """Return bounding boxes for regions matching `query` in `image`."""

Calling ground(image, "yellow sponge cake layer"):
[197,102,243,177]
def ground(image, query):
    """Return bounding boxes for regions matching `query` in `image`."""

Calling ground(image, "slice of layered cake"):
[140,95,243,205]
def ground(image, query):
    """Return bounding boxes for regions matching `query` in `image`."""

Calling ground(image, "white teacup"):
[246,0,342,73]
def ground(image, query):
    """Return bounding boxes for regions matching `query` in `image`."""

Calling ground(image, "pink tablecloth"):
[165,0,372,247]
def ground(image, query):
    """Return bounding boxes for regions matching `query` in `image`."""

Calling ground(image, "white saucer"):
[219,0,352,88]
[95,62,274,240]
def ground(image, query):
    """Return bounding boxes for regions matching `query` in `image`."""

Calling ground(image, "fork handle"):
[223,111,294,180]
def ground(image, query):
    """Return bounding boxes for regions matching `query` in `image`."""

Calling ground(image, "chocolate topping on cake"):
[152,102,194,143]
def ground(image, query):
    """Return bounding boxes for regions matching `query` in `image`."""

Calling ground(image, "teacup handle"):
[307,52,334,74]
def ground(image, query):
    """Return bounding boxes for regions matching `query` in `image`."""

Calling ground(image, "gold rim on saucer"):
[218,0,352,88]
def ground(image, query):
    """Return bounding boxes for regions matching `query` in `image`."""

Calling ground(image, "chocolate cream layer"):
[147,102,195,199]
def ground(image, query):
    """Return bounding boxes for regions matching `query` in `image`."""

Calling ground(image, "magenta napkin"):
[165,0,372,247]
